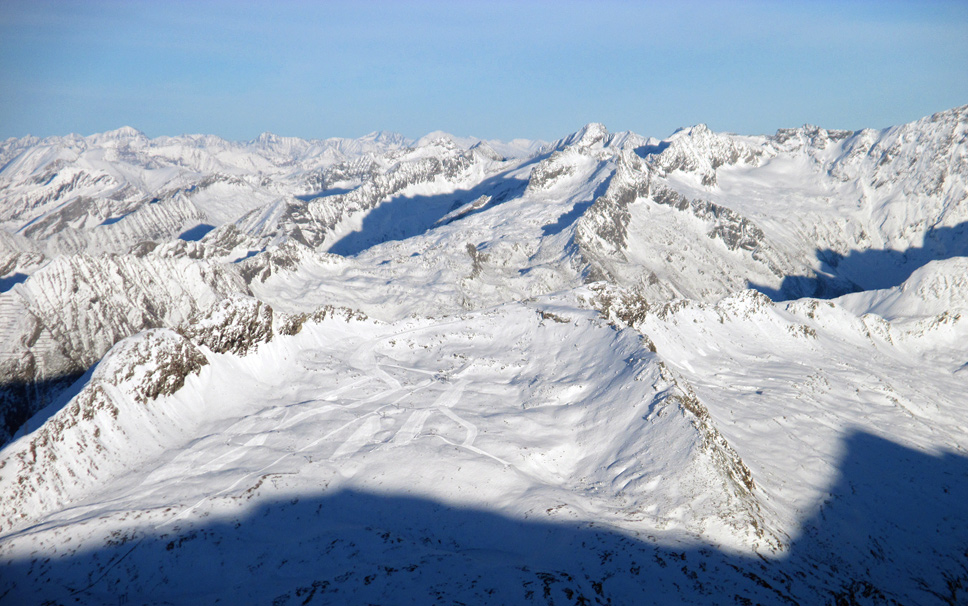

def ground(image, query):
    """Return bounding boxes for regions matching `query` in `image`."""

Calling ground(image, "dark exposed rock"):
[182,296,274,356]
[277,305,370,336]
[0,253,247,446]
[0,328,207,533]
[129,240,158,257]
[526,153,576,192]
[100,329,209,405]
[574,150,648,258]
[466,243,488,279]
[656,362,782,549]
[237,240,316,284]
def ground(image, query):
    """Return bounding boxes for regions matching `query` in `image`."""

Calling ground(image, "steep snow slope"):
[2,286,965,604]
[836,256,968,321]
[0,297,777,604]
[603,286,968,534]
[576,106,968,302]
[585,277,968,604]
[0,250,247,444]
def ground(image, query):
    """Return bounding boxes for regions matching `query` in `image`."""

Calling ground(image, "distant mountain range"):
[1,106,966,605]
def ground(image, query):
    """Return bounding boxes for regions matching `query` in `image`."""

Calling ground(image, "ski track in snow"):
[152,327,495,529]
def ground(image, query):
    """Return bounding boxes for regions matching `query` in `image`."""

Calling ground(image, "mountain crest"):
[101,125,145,139]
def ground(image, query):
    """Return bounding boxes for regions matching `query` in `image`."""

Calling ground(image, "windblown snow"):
[0,108,966,605]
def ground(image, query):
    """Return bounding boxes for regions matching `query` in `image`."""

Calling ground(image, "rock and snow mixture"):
[0,107,966,605]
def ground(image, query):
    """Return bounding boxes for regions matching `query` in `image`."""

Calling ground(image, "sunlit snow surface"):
[1,286,965,604]
[1,111,967,604]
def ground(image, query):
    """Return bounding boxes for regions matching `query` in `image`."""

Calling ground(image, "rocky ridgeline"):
[0,251,248,445]
[0,106,965,448]
[0,295,372,533]
[573,141,800,299]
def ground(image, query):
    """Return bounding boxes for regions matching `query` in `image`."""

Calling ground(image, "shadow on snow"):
[0,371,87,451]
[1,430,966,605]
[295,188,355,202]
[0,273,28,294]
[540,174,613,238]
[751,222,968,301]
[177,224,215,243]
[328,172,530,257]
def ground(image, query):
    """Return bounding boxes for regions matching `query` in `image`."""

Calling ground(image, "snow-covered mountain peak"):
[552,122,612,151]
[648,123,762,186]
[668,123,711,138]
[467,140,504,161]
[770,124,854,151]
[926,103,968,125]
[411,131,544,159]
[574,122,610,147]
[358,130,411,146]
[84,126,149,149]
[253,131,281,145]
[92,125,146,140]
[248,131,319,159]
[414,130,461,149]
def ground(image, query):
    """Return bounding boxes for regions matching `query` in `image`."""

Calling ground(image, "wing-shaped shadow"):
[751,221,968,301]
[2,430,965,605]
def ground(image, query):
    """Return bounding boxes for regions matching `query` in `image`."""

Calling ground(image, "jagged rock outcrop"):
[182,296,273,356]
[0,328,208,533]
[574,147,801,300]
[649,123,762,186]
[0,252,247,446]
[582,282,781,547]
[0,296,374,535]
[277,304,370,336]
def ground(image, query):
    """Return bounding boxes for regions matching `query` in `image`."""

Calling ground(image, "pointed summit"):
[553,122,610,151]
[415,130,459,148]
[669,124,711,139]
[254,131,279,145]
[468,140,504,162]
[360,131,410,147]
[95,126,147,141]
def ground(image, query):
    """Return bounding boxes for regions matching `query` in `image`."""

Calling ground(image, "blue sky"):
[1,0,966,142]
